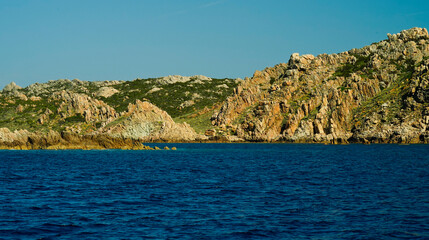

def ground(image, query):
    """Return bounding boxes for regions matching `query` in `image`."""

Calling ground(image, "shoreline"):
[0,138,426,150]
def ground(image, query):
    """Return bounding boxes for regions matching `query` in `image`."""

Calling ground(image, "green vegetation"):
[337,86,352,92]
[0,96,61,132]
[281,114,289,127]
[64,113,85,123]
[334,54,372,78]
[302,107,319,121]
[0,76,237,134]
[174,110,215,134]
[289,100,300,113]
[391,58,415,79]
[99,78,237,119]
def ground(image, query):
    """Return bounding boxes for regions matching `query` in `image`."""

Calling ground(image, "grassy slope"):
[99,78,237,117]
[0,77,238,134]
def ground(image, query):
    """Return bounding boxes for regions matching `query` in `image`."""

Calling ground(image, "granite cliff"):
[0,27,428,148]
[212,27,429,143]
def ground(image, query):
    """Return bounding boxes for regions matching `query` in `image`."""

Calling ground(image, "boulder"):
[2,82,22,92]
[102,100,199,141]
[95,87,119,98]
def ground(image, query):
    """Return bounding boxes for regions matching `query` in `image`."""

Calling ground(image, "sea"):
[0,143,428,239]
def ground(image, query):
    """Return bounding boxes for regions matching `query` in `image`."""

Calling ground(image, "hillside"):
[1,27,428,148]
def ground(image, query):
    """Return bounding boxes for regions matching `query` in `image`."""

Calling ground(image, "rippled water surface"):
[0,144,428,239]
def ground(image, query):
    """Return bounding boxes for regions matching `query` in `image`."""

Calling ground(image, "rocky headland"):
[213,27,429,143]
[1,27,428,149]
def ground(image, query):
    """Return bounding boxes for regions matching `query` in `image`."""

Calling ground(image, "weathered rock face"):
[211,65,287,128]
[0,128,31,146]
[102,100,199,141]
[212,27,429,143]
[350,58,429,143]
[53,90,118,125]
[0,128,149,150]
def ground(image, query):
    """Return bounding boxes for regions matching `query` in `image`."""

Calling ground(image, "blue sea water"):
[0,144,428,239]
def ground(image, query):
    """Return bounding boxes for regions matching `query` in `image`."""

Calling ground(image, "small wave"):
[114,199,145,206]
[77,216,93,222]
[41,223,82,230]
[29,205,53,211]
[385,230,424,239]
[0,173,27,182]
[87,223,109,228]
[0,229,41,236]
[230,229,275,238]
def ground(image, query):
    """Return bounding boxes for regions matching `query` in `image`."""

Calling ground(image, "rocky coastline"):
[1,27,428,149]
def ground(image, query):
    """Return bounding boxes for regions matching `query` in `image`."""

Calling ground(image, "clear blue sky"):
[1,0,428,89]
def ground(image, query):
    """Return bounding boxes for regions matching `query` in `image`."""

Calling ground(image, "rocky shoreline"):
[0,127,427,150]
[1,27,428,147]
[0,128,180,150]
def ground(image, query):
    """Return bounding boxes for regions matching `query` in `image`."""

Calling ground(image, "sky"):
[0,0,428,89]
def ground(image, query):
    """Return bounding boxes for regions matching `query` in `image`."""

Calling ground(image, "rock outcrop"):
[102,100,200,141]
[53,91,118,129]
[0,128,150,150]
[212,27,429,143]
[2,82,22,92]
[95,86,119,98]
[25,79,122,97]
[156,75,212,85]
